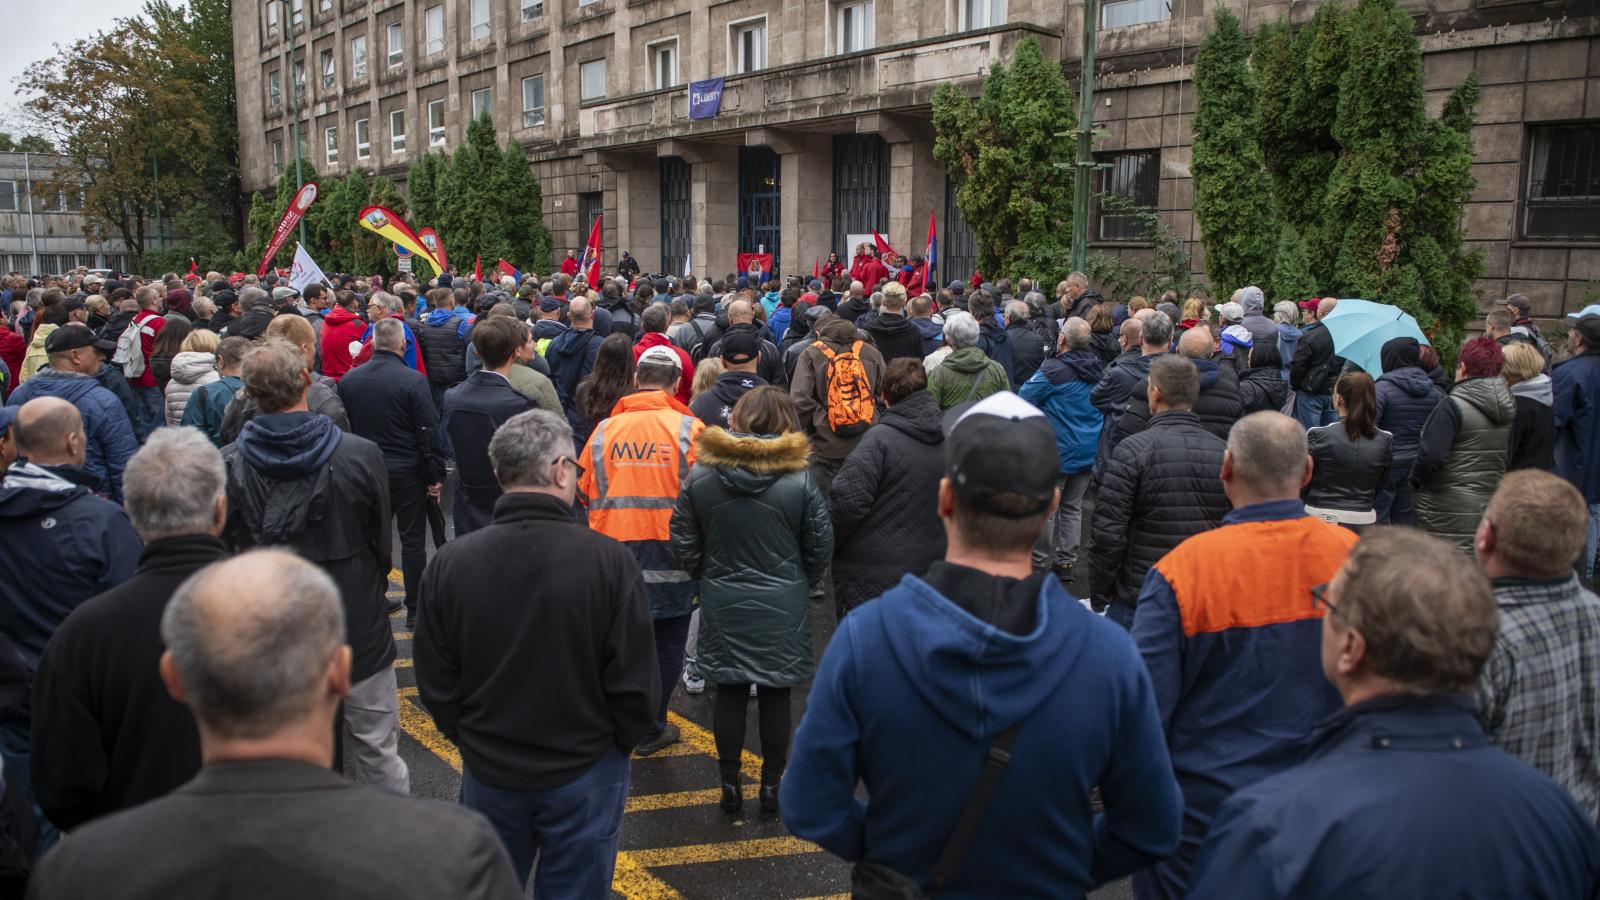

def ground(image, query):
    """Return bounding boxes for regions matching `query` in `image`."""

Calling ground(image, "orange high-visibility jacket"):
[579,390,703,543]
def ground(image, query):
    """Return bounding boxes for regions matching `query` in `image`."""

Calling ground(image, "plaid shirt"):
[1479,575,1600,820]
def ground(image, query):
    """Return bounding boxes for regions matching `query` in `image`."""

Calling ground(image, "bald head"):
[569,297,594,325]
[1119,317,1144,349]
[1224,411,1312,501]
[726,298,754,324]
[1317,298,1338,321]
[160,550,349,741]
[1178,325,1214,359]
[13,397,85,467]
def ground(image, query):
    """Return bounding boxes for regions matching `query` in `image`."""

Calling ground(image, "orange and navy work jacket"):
[1129,499,1358,866]
[578,390,704,617]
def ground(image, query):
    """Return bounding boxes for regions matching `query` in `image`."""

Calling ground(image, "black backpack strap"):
[931,722,1023,893]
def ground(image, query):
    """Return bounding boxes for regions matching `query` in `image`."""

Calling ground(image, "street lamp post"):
[1068,0,1102,274]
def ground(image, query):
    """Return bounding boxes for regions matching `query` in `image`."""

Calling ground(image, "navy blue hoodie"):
[782,570,1181,896]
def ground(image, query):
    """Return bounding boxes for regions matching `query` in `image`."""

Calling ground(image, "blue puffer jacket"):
[1020,350,1103,475]
[1189,694,1600,900]
[7,370,139,503]
[1374,366,1445,467]
[1554,351,1600,503]
[769,304,793,344]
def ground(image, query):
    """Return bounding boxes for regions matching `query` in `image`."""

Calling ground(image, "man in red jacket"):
[632,304,694,405]
[319,292,369,381]
[0,307,26,400]
[560,251,579,278]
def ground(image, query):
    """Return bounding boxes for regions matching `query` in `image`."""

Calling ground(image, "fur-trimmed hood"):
[694,428,812,495]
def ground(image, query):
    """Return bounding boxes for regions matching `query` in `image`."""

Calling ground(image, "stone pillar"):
[615,159,660,271]
[661,140,737,280]
[757,129,833,277]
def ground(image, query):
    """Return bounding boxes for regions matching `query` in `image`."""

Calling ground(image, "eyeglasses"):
[1310,582,1340,618]
[553,456,577,471]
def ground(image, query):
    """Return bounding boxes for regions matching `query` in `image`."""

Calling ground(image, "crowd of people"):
[0,254,1598,898]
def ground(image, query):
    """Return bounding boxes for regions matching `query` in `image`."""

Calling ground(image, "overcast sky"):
[2,0,155,133]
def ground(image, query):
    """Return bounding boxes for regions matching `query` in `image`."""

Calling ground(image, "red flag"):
[259,182,319,275]
[579,214,603,285]
[188,257,197,276]
[497,259,521,283]
[474,255,481,281]
[418,228,447,272]
[872,230,897,260]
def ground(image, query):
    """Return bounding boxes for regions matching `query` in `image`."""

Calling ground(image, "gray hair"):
[1273,301,1299,325]
[1004,300,1029,326]
[238,286,270,311]
[161,550,346,739]
[372,292,403,316]
[125,427,224,541]
[373,317,407,354]
[241,339,308,414]
[870,291,884,311]
[1227,411,1309,493]
[1062,316,1090,350]
[1024,291,1048,319]
[943,311,980,350]
[489,410,574,489]
[1066,271,1088,289]
[192,297,216,320]
[1142,310,1174,348]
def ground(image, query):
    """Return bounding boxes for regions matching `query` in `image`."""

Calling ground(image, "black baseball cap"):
[942,392,1059,518]
[45,323,117,355]
[721,331,761,365]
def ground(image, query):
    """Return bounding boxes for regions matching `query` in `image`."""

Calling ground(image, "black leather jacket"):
[1304,423,1393,513]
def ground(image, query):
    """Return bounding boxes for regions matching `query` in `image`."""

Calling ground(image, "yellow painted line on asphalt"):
[392,684,682,899]
[388,568,403,584]
[393,631,413,641]
[633,740,702,759]
[393,658,413,668]
[627,836,822,868]
[666,711,762,783]
[625,784,759,813]
[795,895,849,900]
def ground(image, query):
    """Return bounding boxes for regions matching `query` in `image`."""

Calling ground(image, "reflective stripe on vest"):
[586,409,699,543]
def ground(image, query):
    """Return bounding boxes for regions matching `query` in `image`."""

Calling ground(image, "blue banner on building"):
[688,77,724,121]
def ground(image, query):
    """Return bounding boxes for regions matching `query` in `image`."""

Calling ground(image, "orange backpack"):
[814,340,876,436]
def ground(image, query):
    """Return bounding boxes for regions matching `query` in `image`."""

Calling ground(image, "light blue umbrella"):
[1320,299,1430,375]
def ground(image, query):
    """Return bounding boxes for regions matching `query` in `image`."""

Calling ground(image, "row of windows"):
[0,182,86,214]
[268,76,549,171]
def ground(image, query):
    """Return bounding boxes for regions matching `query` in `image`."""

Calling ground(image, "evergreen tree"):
[405,151,445,234]
[1191,7,1279,298]
[1323,0,1479,340]
[491,142,551,272]
[1268,225,1319,305]
[932,36,1074,283]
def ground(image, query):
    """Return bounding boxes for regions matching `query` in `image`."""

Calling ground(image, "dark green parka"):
[669,428,833,686]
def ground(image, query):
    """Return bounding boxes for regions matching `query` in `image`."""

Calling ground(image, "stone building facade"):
[0,153,139,276]
[233,0,1598,323]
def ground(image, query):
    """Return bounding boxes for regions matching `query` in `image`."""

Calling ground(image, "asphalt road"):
[388,489,1132,899]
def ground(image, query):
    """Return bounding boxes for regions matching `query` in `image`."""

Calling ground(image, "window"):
[265,1,279,39]
[386,22,404,66]
[424,5,444,55]
[428,98,446,146]
[471,0,490,39]
[290,0,304,27]
[319,0,332,10]
[521,75,545,127]
[320,48,335,89]
[1101,0,1167,28]
[579,0,599,6]
[292,58,305,102]
[1524,123,1600,240]
[1094,150,1160,241]
[351,35,368,79]
[390,108,407,152]
[268,70,282,108]
[272,140,285,174]
[298,131,309,161]
[325,126,339,165]
[837,1,874,53]
[355,117,370,159]
[471,88,492,120]
[956,0,1005,30]
[579,59,606,102]
[0,182,15,212]
[38,185,65,213]
[732,20,767,73]
[66,188,83,212]
[649,40,678,90]
[520,0,543,20]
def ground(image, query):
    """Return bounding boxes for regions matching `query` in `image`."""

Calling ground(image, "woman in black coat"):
[1501,341,1556,471]
[827,359,947,617]
[1304,372,1392,531]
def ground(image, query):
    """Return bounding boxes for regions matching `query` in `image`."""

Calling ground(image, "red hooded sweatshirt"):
[320,306,369,380]
[632,331,695,406]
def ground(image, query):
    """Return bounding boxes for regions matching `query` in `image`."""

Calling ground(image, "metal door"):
[739,146,781,274]
[944,175,978,284]
[832,134,889,259]
[659,156,691,275]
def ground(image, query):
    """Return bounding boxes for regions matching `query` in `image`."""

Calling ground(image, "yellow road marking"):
[393,631,413,641]
[393,658,413,668]
[627,836,822,867]
[631,740,701,759]
[612,851,685,899]
[667,711,762,783]
[397,696,461,771]
[388,568,403,583]
[625,784,759,813]
[398,685,418,699]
